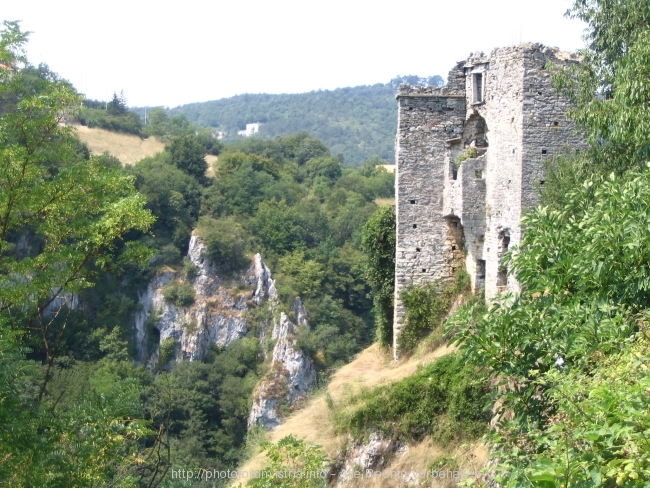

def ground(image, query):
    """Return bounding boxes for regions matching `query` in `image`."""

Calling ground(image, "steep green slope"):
[167,76,442,166]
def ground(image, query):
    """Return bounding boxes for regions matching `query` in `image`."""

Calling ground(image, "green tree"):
[0,22,160,486]
[106,90,127,116]
[165,134,209,184]
[546,0,650,196]
[197,216,251,272]
[361,205,395,346]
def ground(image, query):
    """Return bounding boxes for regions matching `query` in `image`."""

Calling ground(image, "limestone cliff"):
[248,297,316,429]
[134,234,316,429]
[133,236,276,367]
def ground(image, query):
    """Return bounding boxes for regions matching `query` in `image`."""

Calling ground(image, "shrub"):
[247,435,329,488]
[197,216,251,272]
[158,337,176,366]
[454,147,479,169]
[331,354,489,445]
[182,257,198,279]
[399,269,469,353]
[492,334,650,486]
[162,280,195,307]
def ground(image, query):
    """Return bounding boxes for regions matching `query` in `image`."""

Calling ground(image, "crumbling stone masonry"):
[393,44,584,354]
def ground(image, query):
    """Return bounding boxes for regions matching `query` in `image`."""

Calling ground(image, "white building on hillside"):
[237,123,261,137]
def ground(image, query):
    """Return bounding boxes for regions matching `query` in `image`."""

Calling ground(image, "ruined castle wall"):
[459,155,487,292]
[393,86,465,354]
[520,46,585,211]
[474,47,527,299]
[393,45,584,355]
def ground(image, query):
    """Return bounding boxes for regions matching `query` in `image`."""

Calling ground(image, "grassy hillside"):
[239,343,488,486]
[74,125,219,174]
[162,76,442,167]
[74,125,165,165]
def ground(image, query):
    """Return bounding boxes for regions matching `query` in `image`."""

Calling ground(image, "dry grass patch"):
[342,438,488,488]
[374,197,395,206]
[74,125,165,165]
[206,155,218,177]
[236,343,459,483]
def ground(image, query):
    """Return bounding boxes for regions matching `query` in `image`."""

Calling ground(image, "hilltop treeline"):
[155,75,443,167]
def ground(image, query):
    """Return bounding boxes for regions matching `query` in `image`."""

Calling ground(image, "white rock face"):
[135,234,316,429]
[248,297,316,429]
[134,236,276,366]
[334,433,403,487]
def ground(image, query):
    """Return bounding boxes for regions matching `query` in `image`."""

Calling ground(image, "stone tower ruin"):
[393,44,584,354]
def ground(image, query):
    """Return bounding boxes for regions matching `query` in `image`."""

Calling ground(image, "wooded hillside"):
[156,76,442,167]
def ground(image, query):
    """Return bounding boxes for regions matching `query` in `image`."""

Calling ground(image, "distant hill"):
[162,76,443,167]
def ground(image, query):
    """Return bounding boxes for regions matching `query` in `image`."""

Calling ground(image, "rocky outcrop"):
[134,236,276,366]
[135,233,316,429]
[248,297,316,429]
[333,433,403,486]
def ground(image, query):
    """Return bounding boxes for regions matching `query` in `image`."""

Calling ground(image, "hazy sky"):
[3,0,586,108]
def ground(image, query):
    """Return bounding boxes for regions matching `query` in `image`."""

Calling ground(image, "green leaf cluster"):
[246,435,329,488]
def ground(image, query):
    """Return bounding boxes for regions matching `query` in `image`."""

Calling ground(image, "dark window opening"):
[552,121,559,127]
[540,180,545,185]
[473,73,483,103]
[416,247,421,252]
[542,149,548,155]
[537,91,542,95]
[477,259,486,279]
[413,224,417,229]
[422,268,427,273]
[452,170,458,180]
[475,170,483,179]
[497,268,507,287]
[410,199,416,204]
[452,245,457,251]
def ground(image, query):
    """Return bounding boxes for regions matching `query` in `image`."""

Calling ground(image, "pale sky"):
[3,0,586,108]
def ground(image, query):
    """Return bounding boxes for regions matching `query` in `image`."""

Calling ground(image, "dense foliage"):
[331,354,489,446]
[246,435,329,488]
[0,21,163,487]
[360,204,396,346]
[164,76,442,166]
[80,92,143,136]
[399,270,469,353]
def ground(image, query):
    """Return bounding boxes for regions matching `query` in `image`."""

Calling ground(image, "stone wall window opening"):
[410,199,416,204]
[477,259,486,279]
[498,230,511,255]
[413,224,417,229]
[475,169,483,179]
[416,247,421,252]
[497,267,508,288]
[452,169,458,180]
[542,149,548,155]
[472,73,484,104]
